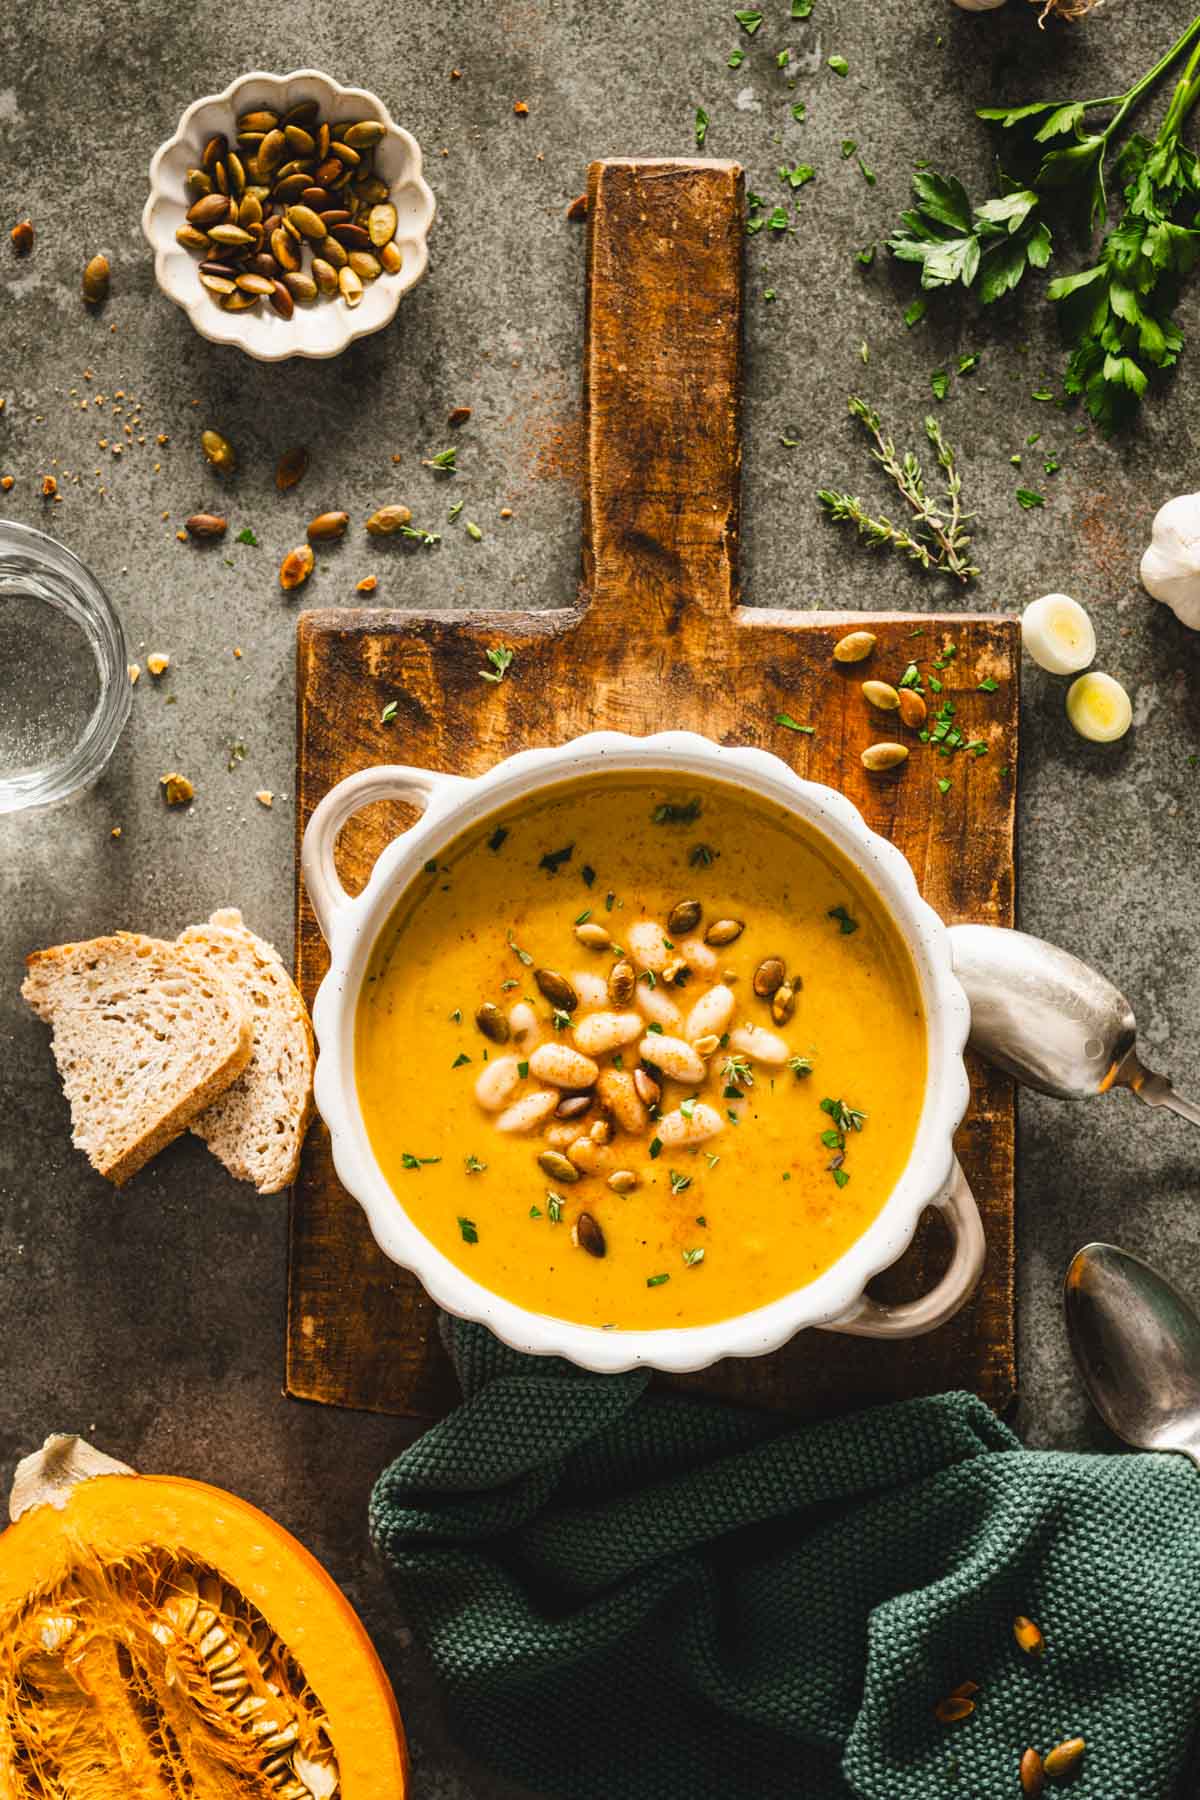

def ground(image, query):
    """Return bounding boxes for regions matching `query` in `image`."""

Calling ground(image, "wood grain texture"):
[289,159,1019,1422]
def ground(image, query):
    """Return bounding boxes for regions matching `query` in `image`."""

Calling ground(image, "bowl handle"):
[301,764,467,944]
[818,1160,986,1340]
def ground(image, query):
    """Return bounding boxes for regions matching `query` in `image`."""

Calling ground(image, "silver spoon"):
[1064,1242,1200,1469]
[949,923,1200,1129]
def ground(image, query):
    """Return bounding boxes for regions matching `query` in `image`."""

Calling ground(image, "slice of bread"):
[21,933,253,1187]
[178,909,315,1195]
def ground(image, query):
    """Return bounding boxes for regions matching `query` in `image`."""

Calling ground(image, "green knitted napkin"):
[370,1318,1200,1799]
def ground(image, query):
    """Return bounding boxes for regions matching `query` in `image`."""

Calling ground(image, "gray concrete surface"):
[2,1,1199,1793]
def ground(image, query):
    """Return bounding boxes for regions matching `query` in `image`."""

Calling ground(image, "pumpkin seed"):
[199,259,238,280]
[368,201,398,246]
[238,109,279,134]
[332,222,371,249]
[861,742,908,772]
[589,1118,612,1144]
[284,124,316,156]
[221,290,260,312]
[381,241,404,274]
[667,899,702,936]
[275,446,309,491]
[356,174,390,204]
[575,922,611,949]
[346,119,387,148]
[202,133,227,170]
[753,957,785,998]
[898,687,927,729]
[365,504,413,535]
[348,249,382,282]
[274,172,312,202]
[186,167,213,196]
[176,224,211,250]
[258,128,288,174]
[330,139,361,167]
[475,1002,510,1044]
[833,630,876,663]
[200,429,235,473]
[226,151,246,194]
[1012,1615,1044,1658]
[862,679,901,711]
[1042,1739,1084,1781]
[187,192,230,228]
[236,273,275,296]
[691,1033,721,1056]
[632,1068,661,1107]
[213,160,230,197]
[704,918,744,946]
[772,982,796,1025]
[607,960,636,1005]
[207,223,254,247]
[80,254,110,304]
[538,1150,580,1184]
[269,278,294,319]
[555,1094,592,1119]
[287,204,327,240]
[284,98,320,127]
[307,511,349,542]
[933,1695,974,1724]
[312,257,339,295]
[283,270,318,302]
[185,513,227,539]
[534,968,578,1011]
[280,544,314,590]
[608,1169,639,1193]
[1020,1749,1045,1798]
[321,234,348,268]
[574,1212,606,1257]
[238,193,263,228]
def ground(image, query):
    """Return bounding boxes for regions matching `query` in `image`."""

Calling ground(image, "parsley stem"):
[1099,13,1200,145]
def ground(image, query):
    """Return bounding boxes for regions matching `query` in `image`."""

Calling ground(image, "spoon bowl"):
[1064,1242,1200,1467]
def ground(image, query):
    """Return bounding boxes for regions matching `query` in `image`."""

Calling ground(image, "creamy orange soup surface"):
[356,774,926,1331]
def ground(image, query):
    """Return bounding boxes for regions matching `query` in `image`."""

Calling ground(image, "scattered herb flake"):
[401,1152,441,1169]
[669,1169,692,1194]
[646,1272,671,1287]
[539,842,574,874]
[546,1191,565,1223]
[904,297,927,327]
[729,47,745,67]
[828,54,848,76]
[457,1216,478,1244]
[792,102,807,122]
[465,1154,487,1173]
[695,106,709,148]
[1016,487,1046,510]
[788,1054,814,1077]
[380,700,398,724]
[733,8,763,32]
[841,139,857,159]
[452,1052,471,1068]
[648,1136,663,1160]
[424,447,458,471]
[938,777,952,794]
[507,930,533,967]
[448,500,464,521]
[480,644,515,683]
[931,369,949,401]
[465,520,483,541]
[832,1167,850,1189]
[828,904,858,935]
[776,712,815,734]
[856,245,876,266]
[682,1247,706,1267]
[978,676,999,693]
[488,825,509,851]
[689,842,719,867]
[651,797,702,825]
[235,526,258,545]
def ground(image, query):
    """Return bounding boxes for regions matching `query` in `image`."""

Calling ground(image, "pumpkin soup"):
[356,774,926,1330]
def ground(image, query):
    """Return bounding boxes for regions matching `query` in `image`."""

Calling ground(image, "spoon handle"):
[1123,1060,1200,1129]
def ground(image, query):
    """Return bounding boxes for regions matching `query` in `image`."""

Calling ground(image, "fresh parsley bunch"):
[887,14,1200,431]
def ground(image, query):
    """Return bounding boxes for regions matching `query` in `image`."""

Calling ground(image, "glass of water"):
[0,520,131,814]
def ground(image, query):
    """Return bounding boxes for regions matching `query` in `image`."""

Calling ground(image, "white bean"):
[545,1122,581,1148]
[572,1010,644,1056]
[473,1054,522,1111]
[728,1023,790,1066]
[685,983,735,1043]
[528,1043,601,1089]
[570,970,609,1008]
[494,1089,560,1133]
[508,1000,541,1042]
[595,1068,649,1135]
[567,1135,619,1174]
[677,936,719,976]
[626,919,671,972]
[635,982,681,1029]
[638,1034,707,1085]
[656,1102,725,1147]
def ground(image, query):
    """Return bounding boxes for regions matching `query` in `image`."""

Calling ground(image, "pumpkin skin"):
[0,1468,407,1799]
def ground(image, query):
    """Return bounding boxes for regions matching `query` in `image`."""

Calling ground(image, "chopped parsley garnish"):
[832,1168,850,1189]
[546,1191,565,1223]
[457,1216,478,1243]
[904,297,927,328]
[958,353,981,375]
[646,1020,664,1035]
[452,1053,471,1068]
[828,54,848,76]
[464,1154,487,1174]
[424,447,458,471]
[539,842,574,874]
[575,908,592,925]
[235,526,258,545]
[721,1054,754,1089]
[898,663,922,690]
[380,700,399,724]
[978,676,999,693]
[401,1152,441,1169]
[480,644,515,683]
[682,1247,706,1267]
[646,1272,671,1287]
[551,1009,572,1031]
[780,163,815,190]
[651,797,702,825]
[1016,488,1046,509]
[930,369,949,402]
[529,1204,542,1218]
[776,712,815,734]
[465,521,483,541]
[695,107,709,148]
[517,1060,529,1078]
[857,245,876,266]
[488,825,509,851]
[669,1169,692,1194]
[787,1054,814,1077]
[448,500,464,521]
[507,930,533,967]
[821,1096,867,1134]
[734,8,763,31]
[649,1136,663,1160]
[728,47,745,67]
[679,1097,697,1120]
[828,904,858,935]
[581,863,596,886]
[689,842,719,867]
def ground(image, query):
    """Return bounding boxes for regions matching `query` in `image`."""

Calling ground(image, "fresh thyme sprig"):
[818,399,979,582]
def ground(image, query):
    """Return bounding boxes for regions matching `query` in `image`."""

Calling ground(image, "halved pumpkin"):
[0,1436,407,1799]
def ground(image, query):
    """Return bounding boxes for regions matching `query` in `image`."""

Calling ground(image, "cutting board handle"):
[580,158,744,638]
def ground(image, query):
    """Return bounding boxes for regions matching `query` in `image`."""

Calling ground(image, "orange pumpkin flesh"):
[0,1470,407,1799]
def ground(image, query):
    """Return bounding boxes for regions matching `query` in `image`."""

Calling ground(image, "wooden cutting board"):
[289,158,1018,1421]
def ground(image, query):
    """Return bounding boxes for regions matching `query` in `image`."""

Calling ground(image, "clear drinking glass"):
[0,520,131,814]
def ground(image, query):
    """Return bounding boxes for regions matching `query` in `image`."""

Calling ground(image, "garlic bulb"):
[1140,492,1200,628]
[1066,672,1132,743]
[1021,593,1096,674]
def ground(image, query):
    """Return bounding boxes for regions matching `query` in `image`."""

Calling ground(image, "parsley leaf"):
[695,106,709,148]
[776,712,815,734]
[479,644,515,683]
[457,1216,478,1244]
[734,9,763,32]
[1016,487,1046,509]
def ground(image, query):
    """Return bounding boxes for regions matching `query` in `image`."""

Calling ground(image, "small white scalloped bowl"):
[142,69,435,361]
[302,732,986,1375]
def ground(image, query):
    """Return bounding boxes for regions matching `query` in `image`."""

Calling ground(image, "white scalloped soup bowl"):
[302,732,985,1374]
[143,70,435,361]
